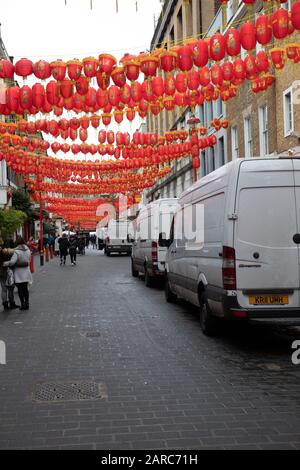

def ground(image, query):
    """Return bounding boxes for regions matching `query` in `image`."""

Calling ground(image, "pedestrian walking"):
[3,237,32,311]
[78,236,85,255]
[54,236,60,256]
[69,235,78,266]
[0,240,19,311]
[58,234,69,265]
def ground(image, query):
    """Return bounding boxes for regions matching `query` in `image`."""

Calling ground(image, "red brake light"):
[222,246,236,290]
[152,241,158,262]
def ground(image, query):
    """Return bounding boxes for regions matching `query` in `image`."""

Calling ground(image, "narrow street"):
[1,250,300,450]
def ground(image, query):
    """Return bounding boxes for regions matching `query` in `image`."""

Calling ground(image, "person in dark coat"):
[58,234,69,266]
[0,241,18,310]
[69,236,78,266]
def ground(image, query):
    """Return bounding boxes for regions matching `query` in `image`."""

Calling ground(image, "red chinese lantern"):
[111,67,126,88]
[131,81,142,102]
[150,102,161,116]
[33,60,51,80]
[193,39,209,67]
[19,85,32,111]
[0,59,14,79]
[270,48,286,70]
[97,89,108,108]
[72,93,84,111]
[67,60,83,80]
[244,55,258,80]
[76,76,89,96]
[124,59,140,82]
[272,8,289,40]
[142,80,154,101]
[102,113,112,127]
[210,33,226,62]
[80,116,90,129]
[120,83,131,104]
[126,108,136,122]
[240,22,256,51]
[256,15,272,46]
[107,130,115,144]
[60,79,73,99]
[79,128,88,142]
[98,54,117,74]
[108,85,121,107]
[50,60,66,81]
[199,67,210,87]
[187,70,200,91]
[114,110,124,124]
[15,58,33,78]
[222,61,233,82]
[152,76,164,97]
[175,72,188,93]
[46,81,60,105]
[291,0,300,30]
[6,87,20,113]
[233,58,246,82]
[256,51,270,73]
[83,57,98,78]
[32,83,45,109]
[177,45,194,71]
[96,71,110,90]
[140,55,159,78]
[160,51,177,73]
[210,64,223,87]
[225,28,241,57]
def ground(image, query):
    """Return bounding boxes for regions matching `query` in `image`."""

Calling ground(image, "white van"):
[105,219,132,256]
[131,198,179,286]
[165,158,300,335]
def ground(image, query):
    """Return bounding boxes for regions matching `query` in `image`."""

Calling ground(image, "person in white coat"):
[4,237,32,311]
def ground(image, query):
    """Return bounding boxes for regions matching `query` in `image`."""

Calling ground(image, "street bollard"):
[45,247,49,263]
[30,255,34,274]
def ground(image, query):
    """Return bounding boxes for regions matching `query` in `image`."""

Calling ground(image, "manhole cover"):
[30,381,107,403]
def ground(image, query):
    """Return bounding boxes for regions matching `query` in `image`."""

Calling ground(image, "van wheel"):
[131,260,139,278]
[199,294,218,336]
[106,251,111,257]
[165,276,177,303]
[144,268,154,287]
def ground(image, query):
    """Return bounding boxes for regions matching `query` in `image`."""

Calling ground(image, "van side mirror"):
[158,232,171,248]
[127,234,135,243]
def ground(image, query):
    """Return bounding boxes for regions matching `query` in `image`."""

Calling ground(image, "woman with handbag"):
[0,241,18,310]
[3,237,32,311]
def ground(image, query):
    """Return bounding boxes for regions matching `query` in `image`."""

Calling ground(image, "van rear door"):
[234,159,300,310]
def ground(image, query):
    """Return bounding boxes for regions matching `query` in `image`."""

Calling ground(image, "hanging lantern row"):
[1,2,299,87]
[0,134,217,179]
[0,52,283,119]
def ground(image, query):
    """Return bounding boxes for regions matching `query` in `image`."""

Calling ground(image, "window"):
[227,0,234,22]
[284,88,294,137]
[259,105,269,156]
[231,126,239,160]
[244,116,253,158]
[218,136,226,167]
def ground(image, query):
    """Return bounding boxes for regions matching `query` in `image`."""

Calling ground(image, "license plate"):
[112,246,121,249]
[249,295,289,306]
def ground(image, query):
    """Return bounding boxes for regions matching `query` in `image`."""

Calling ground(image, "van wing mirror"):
[127,234,135,243]
[158,232,171,248]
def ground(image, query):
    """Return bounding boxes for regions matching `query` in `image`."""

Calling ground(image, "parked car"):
[164,157,300,335]
[105,220,132,256]
[131,198,179,286]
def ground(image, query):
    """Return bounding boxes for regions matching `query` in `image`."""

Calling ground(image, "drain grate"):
[30,381,107,403]
[80,331,101,338]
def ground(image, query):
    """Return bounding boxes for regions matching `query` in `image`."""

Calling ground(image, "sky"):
[1,0,162,61]
[0,0,163,152]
